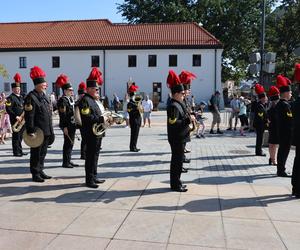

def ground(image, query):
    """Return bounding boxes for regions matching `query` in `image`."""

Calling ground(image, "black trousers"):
[277,140,291,174]
[292,144,300,194]
[85,136,102,183]
[12,126,24,155]
[130,123,140,150]
[170,142,184,189]
[62,126,76,166]
[255,127,264,155]
[30,135,50,176]
[79,128,87,158]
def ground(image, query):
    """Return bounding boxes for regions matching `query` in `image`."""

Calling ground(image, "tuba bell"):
[12,112,25,133]
[132,95,143,113]
[92,111,112,136]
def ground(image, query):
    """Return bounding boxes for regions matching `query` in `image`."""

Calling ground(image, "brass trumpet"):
[12,113,25,133]
[92,111,125,136]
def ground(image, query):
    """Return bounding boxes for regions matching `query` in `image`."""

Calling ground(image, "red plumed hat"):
[179,70,197,89]
[30,66,46,85]
[87,67,103,88]
[78,82,86,95]
[56,74,72,90]
[276,74,291,93]
[255,83,266,99]
[167,70,184,94]
[11,73,21,88]
[14,73,21,83]
[78,82,86,90]
[294,63,300,83]
[128,84,139,93]
[268,86,280,101]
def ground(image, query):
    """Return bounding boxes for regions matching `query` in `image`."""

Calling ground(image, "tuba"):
[12,112,25,133]
[133,95,143,113]
[92,111,113,136]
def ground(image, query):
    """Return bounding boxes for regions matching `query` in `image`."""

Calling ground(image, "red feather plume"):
[14,73,22,83]
[268,86,280,97]
[167,70,181,88]
[128,85,139,93]
[55,74,69,88]
[254,83,265,95]
[87,67,103,86]
[294,63,300,82]
[179,70,197,85]
[78,82,87,90]
[30,66,46,80]
[276,74,290,88]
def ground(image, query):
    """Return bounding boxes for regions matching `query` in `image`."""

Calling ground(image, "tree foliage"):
[117,0,299,82]
[0,64,9,79]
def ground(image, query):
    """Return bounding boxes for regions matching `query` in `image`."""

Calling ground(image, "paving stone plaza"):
[0,111,299,250]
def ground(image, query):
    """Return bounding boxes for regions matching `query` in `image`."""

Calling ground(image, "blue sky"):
[0,0,125,23]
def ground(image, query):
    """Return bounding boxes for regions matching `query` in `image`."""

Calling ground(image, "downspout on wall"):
[103,49,106,96]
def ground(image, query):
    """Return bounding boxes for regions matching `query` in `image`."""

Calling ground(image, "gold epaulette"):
[5,100,11,107]
[287,112,293,118]
[258,112,264,118]
[168,117,177,124]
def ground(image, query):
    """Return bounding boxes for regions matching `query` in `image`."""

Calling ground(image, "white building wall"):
[0,48,222,106]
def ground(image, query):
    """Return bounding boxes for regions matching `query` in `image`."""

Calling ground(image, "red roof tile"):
[0,19,222,50]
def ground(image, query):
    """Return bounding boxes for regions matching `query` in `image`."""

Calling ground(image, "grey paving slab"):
[0,229,56,250]
[273,221,300,250]
[63,207,129,238]
[45,235,110,250]
[106,239,166,250]
[115,211,174,243]
[169,214,226,248]
[223,217,286,250]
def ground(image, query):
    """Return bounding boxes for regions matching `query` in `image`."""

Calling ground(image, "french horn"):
[92,111,125,136]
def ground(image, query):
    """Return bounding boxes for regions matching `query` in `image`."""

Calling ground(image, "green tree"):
[266,0,300,78]
[0,64,9,79]
[117,0,277,83]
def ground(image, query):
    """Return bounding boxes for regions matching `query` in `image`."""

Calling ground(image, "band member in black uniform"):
[267,86,280,165]
[292,63,300,197]
[78,68,107,188]
[56,74,79,168]
[76,82,87,160]
[127,84,142,152]
[275,74,293,177]
[179,70,197,169]
[167,70,191,192]
[253,84,268,156]
[5,73,27,157]
[24,66,54,182]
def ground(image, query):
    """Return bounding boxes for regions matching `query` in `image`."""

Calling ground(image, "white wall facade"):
[0,48,222,105]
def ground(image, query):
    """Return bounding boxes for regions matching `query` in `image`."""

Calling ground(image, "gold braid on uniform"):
[81,100,90,115]
[168,108,177,124]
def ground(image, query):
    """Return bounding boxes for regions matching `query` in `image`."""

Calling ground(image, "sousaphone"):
[23,128,44,148]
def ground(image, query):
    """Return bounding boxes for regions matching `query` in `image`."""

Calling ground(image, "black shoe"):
[183,159,191,164]
[256,153,266,157]
[94,178,105,184]
[32,175,45,183]
[62,164,73,168]
[40,171,52,179]
[201,134,205,138]
[130,148,140,152]
[22,152,28,156]
[182,167,189,173]
[217,129,223,134]
[277,172,291,178]
[210,129,215,134]
[70,161,79,167]
[234,127,237,131]
[226,128,232,131]
[196,134,201,138]
[13,153,23,157]
[86,182,99,188]
[171,186,188,192]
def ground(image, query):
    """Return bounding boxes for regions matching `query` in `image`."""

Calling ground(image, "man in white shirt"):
[141,95,153,127]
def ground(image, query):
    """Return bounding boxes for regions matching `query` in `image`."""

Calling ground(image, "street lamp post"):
[260,0,266,85]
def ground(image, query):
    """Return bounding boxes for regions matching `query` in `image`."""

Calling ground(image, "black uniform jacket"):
[24,90,53,136]
[127,99,142,126]
[167,99,190,144]
[292,97,300,146]
[57,95,75,129]
[5,93,24,124]
[253,102,267,130]
[276,99,293,143]
[78,93,104,138]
